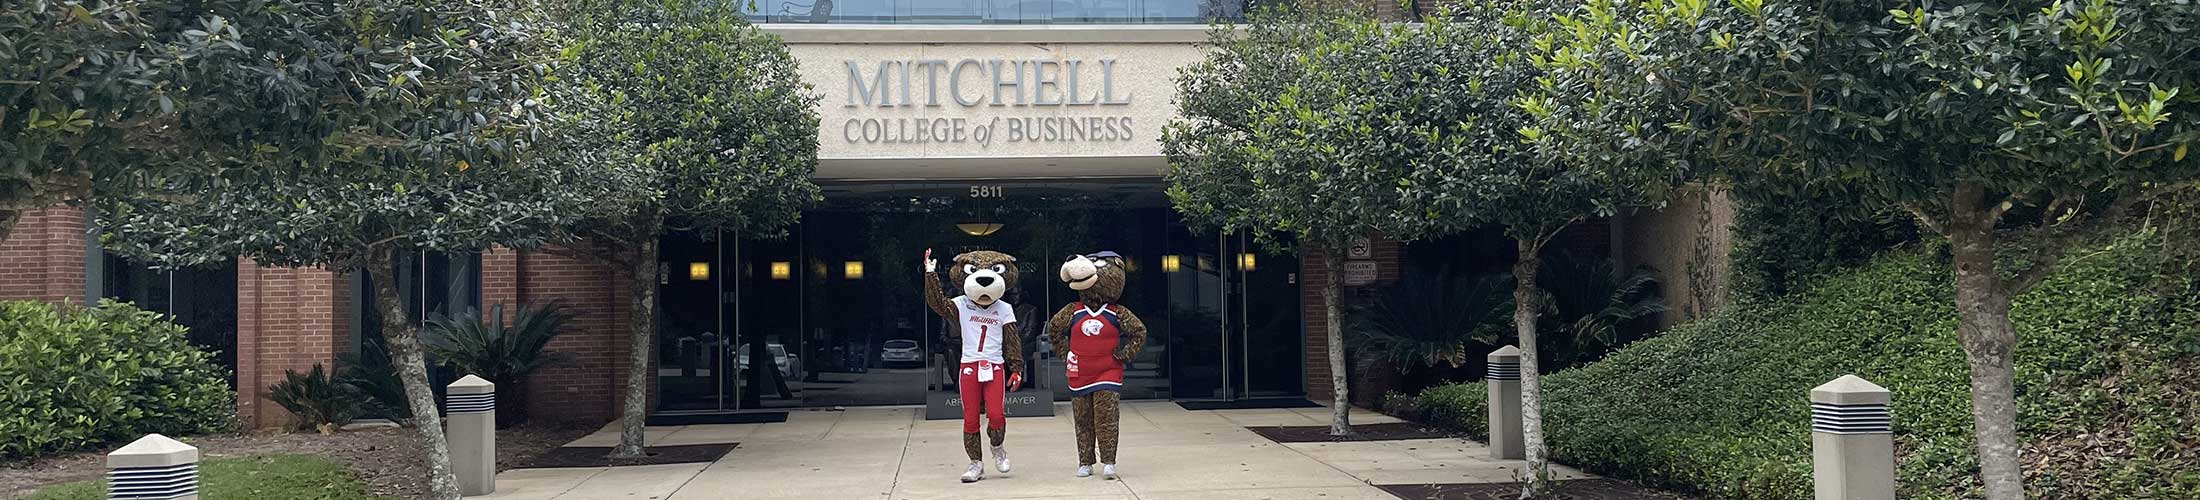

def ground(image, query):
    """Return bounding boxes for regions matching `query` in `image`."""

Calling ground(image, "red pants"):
[958,361,1007,433]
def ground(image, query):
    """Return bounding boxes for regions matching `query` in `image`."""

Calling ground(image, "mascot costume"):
[923,248,1025,483]
[1048,251,1148,479]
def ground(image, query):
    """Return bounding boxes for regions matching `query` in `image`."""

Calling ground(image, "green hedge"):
[1402,230,2200,499]
[0,300,236,460]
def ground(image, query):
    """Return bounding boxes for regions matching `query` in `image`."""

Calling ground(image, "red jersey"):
[1066,305,1125,395]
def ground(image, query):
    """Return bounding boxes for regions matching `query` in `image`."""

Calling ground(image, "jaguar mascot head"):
[948,250,1019,306]
[1057,251,1126,305]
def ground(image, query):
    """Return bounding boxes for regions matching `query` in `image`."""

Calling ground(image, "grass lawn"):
[28,454,392,500]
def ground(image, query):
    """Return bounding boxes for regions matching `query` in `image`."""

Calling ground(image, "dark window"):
[355,251,483,347]
[100,254,240,386]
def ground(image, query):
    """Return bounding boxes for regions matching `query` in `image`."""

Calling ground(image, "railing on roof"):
[747,0,1245,24]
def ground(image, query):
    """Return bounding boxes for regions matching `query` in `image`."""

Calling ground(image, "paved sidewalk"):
[477,401,1590,500]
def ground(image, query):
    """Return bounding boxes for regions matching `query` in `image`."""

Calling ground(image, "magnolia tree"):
[544,0,820,458]
[1547,0,2200,497]
[1397,3,1696,495]
[0,1,244,242]
[96,2,584,499]
[1166,5,1482,436]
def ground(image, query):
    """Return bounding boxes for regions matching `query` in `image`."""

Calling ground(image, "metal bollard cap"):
[1810,375,1891,406]
[448,374,497,395]
[107,434,198,469]
[1487,345,1521,363]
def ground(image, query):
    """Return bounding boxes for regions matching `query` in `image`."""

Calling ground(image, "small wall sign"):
[1347,236,1373,260]
[1342,261,1378,286]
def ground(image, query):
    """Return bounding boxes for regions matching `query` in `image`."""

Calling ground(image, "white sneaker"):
[992,446,1012,473]
[1075,465,1093,478]
[1101,463,1117,480]
[960,461,984,483]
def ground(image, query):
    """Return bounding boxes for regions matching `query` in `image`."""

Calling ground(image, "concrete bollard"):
[107,434,199,500]
[447,375,497,496]
[1810,375,1895,500]
[1485,345,1525,460]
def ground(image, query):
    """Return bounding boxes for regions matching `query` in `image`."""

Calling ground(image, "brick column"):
[234,260,347,427]
[481,247,523,321]
[0,206,90,304]
[1301,237,1401,403]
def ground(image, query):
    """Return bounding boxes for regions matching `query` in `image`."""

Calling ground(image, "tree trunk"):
[1946,186,2025,500]
[1325,247,1352,436]
[612,239,658,458]
[365,248,463,500]
[1514,236,1549,499]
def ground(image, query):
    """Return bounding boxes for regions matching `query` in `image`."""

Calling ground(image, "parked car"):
[880,339,922,367]
[737,343,797,378]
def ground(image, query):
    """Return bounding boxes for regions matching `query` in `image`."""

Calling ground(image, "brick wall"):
[0,206,88,304]
[235,260,347,427]
[481,248,521,324]
[1301,236,1402,404]
[510,248,633,424]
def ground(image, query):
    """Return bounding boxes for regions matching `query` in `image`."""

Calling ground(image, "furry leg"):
[963,432,983,461]
[1072,394,1097,465]
[988,427,1006,447]
[1095,391,1121,464]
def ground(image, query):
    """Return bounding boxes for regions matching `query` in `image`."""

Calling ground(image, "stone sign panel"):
[926,388,1056,420]
[788,43,1203,161]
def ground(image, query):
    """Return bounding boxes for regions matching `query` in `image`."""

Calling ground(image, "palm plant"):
[1346,266,1514,382]
[422,302,575,427]
[339,337,412,421]
[267,363,369,434]
[1536,251,1667,368]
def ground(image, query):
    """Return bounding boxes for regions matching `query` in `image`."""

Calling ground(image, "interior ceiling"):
[813,155,1166,181]
[813,155,1171,210]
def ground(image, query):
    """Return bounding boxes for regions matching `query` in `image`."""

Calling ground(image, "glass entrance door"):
[657,232,736,412]
[655,178,1302,412]
[1230,233,1303,398]
[1172,231,1306,401]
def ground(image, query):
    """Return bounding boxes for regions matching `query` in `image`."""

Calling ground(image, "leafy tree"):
[0,0,242,243]
[1543,0,2200,497]
[544,0,819,458]
[95,1,586,498]
[1385,2,1702,494]
[1167,4,1484,436]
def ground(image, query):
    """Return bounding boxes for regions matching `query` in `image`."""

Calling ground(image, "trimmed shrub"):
[1729,188,1919,298]
[0,300,235,460]
[1409,229,2199,499]
[1414,383,1488,441]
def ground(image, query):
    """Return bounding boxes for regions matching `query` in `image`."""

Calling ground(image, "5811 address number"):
[969,185,1005,198]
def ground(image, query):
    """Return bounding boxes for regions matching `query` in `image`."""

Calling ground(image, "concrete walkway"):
[478,401,1590,500]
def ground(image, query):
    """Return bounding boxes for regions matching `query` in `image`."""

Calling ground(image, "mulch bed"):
[1377,480,1694,500]
[644,412,787,426]
[521,443,737,469]
[0,421,595,499]
[1248,422,1456,443]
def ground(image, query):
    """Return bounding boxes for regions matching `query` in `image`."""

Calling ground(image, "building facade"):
[0,1,1731,428]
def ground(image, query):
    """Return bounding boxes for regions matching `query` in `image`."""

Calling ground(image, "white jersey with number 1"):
[954,295,1014,364]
